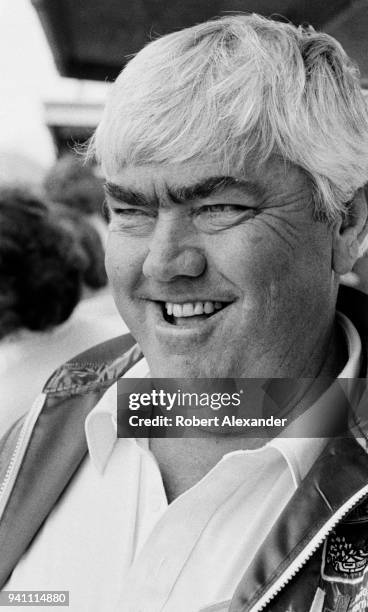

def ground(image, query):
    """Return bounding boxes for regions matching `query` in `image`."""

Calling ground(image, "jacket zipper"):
[249,482,368,612]
[0,393,46,519]
[200,481,368,612]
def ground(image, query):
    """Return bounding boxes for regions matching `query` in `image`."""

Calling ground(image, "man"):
[1,13,368,612]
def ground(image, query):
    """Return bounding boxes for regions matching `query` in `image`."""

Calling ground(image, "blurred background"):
[0,0,367,433]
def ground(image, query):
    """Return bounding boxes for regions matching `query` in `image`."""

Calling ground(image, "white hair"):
[91,14,368,222]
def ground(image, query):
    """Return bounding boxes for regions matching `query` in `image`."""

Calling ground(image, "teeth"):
[173,304,182,317]
[165,301,225,317]
[204,301,215,314]
[183,303,194,316]
[194,302,204,315]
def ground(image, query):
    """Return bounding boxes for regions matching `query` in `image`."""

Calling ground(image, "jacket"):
[0,286,368,612]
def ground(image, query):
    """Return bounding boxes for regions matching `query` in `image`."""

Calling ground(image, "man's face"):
[105,157,336,377]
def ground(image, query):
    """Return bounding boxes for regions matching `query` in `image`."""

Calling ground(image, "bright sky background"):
[0,0,108,172]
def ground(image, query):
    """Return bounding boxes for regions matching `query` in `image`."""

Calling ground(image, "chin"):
[149,362,205,379]
[147,353,228,379]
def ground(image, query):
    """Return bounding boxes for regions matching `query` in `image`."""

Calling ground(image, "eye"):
[107,203,157,232]
[200,204,242,213]
[196,203,253,216]
[112,206,152,216]
[193,203,255,231]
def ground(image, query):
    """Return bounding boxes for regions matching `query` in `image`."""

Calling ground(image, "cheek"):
[211,227,290,296]
[104,234,141,297]
[211,224,318,332]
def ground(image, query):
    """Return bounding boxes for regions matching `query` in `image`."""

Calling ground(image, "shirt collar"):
[84,355,150,473]
[85,312,362,475]
[269,311,362,486]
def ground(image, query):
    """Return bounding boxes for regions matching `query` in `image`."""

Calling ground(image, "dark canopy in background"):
[32,0,368,86]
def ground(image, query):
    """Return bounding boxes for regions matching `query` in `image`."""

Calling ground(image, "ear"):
[332,188,368,275]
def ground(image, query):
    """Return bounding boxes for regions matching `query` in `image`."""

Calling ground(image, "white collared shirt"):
[6,314,362,612]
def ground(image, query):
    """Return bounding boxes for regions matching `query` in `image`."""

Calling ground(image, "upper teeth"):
[165,301,224,317]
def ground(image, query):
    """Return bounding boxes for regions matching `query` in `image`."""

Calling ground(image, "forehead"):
[106,158,308,201]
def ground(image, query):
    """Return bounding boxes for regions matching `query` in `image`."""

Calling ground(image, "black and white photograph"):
[0,1,368,611]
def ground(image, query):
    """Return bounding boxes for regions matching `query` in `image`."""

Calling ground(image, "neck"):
[149,318,348,502]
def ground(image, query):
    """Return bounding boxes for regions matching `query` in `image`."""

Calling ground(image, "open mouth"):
[161,300,231,326]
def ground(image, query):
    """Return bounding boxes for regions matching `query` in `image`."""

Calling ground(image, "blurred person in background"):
[44,152,123,325]
[44,152,107,241]
[50,201,124,326]
[0,187,126,435]
[52,202,108,291]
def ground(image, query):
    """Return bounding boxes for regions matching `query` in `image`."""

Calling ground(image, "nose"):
[142,215,206,281]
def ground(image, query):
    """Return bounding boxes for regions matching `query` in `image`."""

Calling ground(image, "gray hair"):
[91,14,368,224]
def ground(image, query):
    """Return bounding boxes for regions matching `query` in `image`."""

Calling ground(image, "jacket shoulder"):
[42,332,140,396]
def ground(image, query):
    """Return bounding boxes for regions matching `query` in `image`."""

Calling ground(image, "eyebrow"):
[168,176,264,203]
[104,176,263,208]
[104,182,157,208]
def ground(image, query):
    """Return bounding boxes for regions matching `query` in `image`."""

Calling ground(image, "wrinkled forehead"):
[106,157,300,194]
[106,159,231,194]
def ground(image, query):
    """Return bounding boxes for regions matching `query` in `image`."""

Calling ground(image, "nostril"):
[142,246,206,281]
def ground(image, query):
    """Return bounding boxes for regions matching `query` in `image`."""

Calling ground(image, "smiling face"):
[104,157,339,378]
